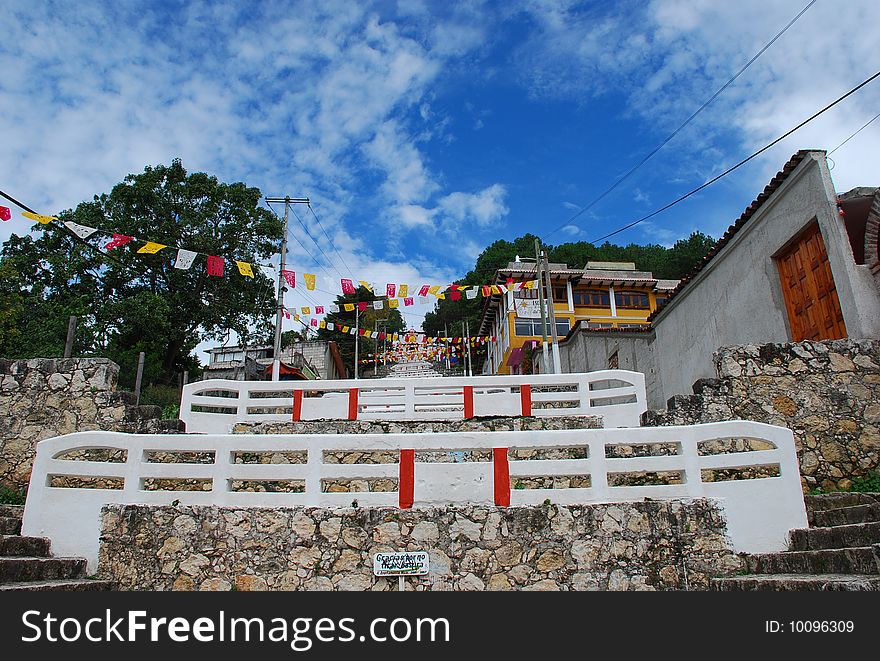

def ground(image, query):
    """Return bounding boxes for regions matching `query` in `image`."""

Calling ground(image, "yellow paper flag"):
[344,303,355,312]
[304,273,316,290]
[388,299,399,308]
[22,211,56,224]
[235,261,254,278]
[137,241,167,254]
[398,284,408,297]
[428,285,440,296]
[342,326,350,333]
[358,280,373,292]
[319,320,327,329]
[302,307,311,315]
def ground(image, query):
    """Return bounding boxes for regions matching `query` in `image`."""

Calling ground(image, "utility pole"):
[464,319,474,376]
[444,323,450,370]
[534,239,550,374]
[354,306,360,380]
[374,318,379,377]
[63,315,77,359]
[265,196,309,382]
[541,248,562,374]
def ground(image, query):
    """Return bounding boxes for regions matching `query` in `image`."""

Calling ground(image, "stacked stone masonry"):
[98,500,742,591]
[642,339,880,491]
[0,358,182,490]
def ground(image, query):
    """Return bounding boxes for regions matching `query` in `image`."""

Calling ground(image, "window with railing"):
[614,290,650,309]
[573,289,610,307]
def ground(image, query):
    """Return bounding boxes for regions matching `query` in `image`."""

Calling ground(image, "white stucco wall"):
[649,152,880,406]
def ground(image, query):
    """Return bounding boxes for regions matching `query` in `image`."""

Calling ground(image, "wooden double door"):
[776,223,847,342]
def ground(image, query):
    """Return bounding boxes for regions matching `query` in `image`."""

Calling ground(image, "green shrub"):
[0,484,26,505]
[851,471,880,493]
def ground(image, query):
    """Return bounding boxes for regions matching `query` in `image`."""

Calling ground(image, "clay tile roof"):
[648,149,820,322]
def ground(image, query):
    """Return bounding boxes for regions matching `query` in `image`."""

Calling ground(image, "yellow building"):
[478,260,678,374]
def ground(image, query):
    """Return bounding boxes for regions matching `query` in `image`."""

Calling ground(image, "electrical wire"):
[543,0,819,241]
[587,68,880,245]
[828,110,880,155]
[307,202,355,279]
[289,204,345,279]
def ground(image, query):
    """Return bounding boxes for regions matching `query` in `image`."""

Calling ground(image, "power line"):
[290,204,345,279]
[587,68,880,245]
[308,202,355,279]
[543,0,819,241]
[828,110,880,155]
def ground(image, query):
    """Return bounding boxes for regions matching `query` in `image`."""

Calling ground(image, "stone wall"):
[0,358,181,490]
[98,500,742,591]
[642,338,880,491]
[233,415,602,435]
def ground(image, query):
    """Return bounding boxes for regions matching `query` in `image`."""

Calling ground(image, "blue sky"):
[2,0,879,338]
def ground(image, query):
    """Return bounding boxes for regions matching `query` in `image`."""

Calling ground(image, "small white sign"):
[373,551,430,576]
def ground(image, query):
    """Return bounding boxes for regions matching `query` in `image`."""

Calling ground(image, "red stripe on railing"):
[292,390,303,421]
[348,388,359,421]
[399,449,415,509]
[520,384,532,417]
[463,386,474,419]
[493,448,510,506]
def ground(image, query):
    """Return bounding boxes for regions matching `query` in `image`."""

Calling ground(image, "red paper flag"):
[341,278,355,294]
[378,332,386,341]
[450,290,461,301]
[404,297,413,306]
[311,318,318,327]
[358,302,369,311]
[207,255,225,277]
[281,270,296,288]
[315,306,324,314]
[0,206,10,221]
[105,234,134,250]
[386,284,396,298]
[359,328,366,336]
[283,310,291,319]
[418,285,430,297]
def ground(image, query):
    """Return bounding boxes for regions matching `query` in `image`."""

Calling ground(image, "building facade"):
[478,261,677,375]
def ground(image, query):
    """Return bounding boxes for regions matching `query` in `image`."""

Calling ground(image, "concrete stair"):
[0,505,114,592]
[712,493,880,591]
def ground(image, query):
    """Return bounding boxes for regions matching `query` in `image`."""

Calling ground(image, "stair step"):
[0,557,87,583]
[0,535,50,557]
[810,503,880,527]
[805,492,880,514]
[0,517,22,535]
[712,573,880,591]
[0,505,24,519]
[0,578,114,592]
[790,521,880,551]
[746,546,880,575]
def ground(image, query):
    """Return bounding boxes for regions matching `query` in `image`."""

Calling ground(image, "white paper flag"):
[466,287,479,299]
[418,297,428,305]
[327,323,335,331]
[329,304,340,313]
[174,249,198,270]
[64,221,99,239]
[372,300,384,310]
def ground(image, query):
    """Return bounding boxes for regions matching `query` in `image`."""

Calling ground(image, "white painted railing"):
[23,421,807,571]
[179,370,648,433]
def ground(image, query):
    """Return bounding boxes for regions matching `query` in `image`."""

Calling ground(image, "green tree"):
[0,160,281,388]
[316,286,405,378]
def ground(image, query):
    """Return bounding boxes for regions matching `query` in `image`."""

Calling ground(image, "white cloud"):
[436,184,509,231]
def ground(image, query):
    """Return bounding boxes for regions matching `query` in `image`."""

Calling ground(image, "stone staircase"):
[712,493,880,591]
[0,504,114,592]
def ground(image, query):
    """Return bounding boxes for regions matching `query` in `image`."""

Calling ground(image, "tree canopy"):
[0,160,282,388]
